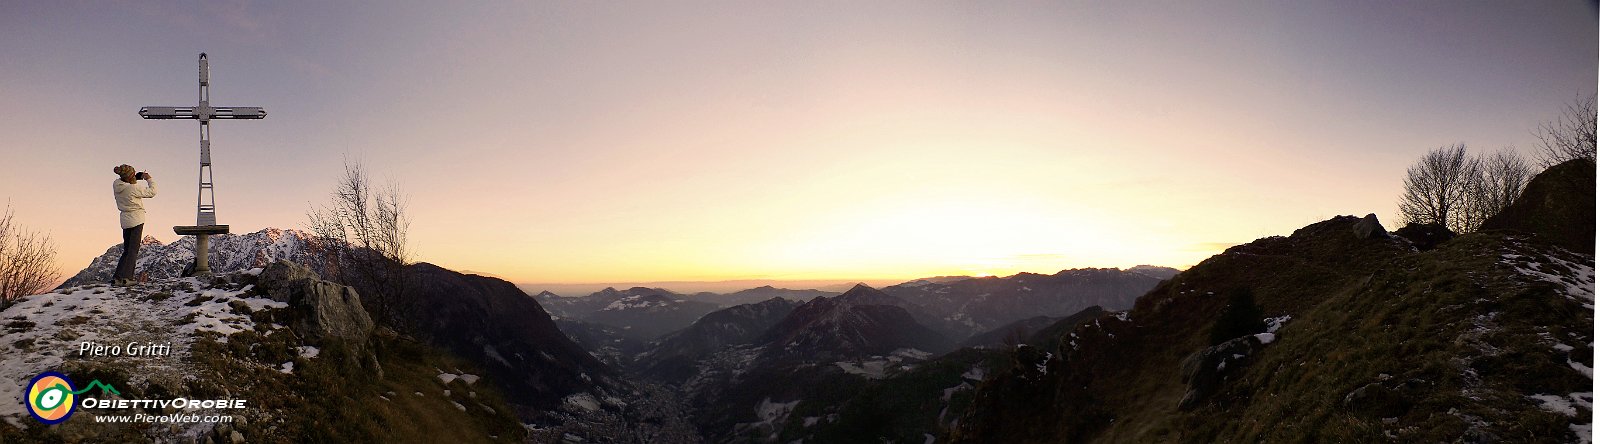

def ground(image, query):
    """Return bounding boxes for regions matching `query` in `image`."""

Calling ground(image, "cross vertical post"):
[139,53,266,276]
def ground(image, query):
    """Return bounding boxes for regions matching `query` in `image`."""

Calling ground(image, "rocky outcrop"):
[1177,335,1264,409]
[255,260,374,354]
[1351,213,1387,239]
[1395,222,1455,251]
[58,228,332,289]
[1481,158,1596,254]
[44,233,627,437]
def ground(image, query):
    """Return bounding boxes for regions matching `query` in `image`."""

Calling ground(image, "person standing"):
[112,164,156,286]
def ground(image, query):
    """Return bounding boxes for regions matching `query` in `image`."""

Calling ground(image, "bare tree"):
[0,205,59,304]
[1535,95,1597,167]
[1399,144,1481,233]
[1400,145,1535,234]
[306,159,413,327]
[1465,147,1534,227]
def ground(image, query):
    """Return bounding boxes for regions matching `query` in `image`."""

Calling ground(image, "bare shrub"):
[1534,95,1597,168]
[0,205,59,303]
[306,159,413,327]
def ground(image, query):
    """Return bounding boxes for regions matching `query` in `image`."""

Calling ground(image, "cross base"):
[174,225,229,277]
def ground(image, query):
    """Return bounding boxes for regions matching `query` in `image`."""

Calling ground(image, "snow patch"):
[1254,333,1276,345]
[1571,359,1594,379]
[835,361,888,379]
[0,276,284,419]
[891,348,932,360]
[1506,249,1596,309]
[437,372,481,386]
[755,397,800,427]
[941,382,973,402]
[563,393,601,412]
[1264,315,1291,333]
[1532,393,1579,416]
[960,367,986,382]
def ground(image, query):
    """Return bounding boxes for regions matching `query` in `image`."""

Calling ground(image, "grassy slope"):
[0,285,526,444]
[953,216,1593,443]
[1192,233,1592,442]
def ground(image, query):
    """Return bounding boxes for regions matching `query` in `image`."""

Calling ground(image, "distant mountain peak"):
[844,283,877,293]
[1126,264,1182,280]
[760,289,951,360]
[836,284,903,306]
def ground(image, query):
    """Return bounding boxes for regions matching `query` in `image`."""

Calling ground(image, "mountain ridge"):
[951,214,1595,443]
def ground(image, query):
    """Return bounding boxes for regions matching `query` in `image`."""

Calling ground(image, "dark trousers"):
[114,224,143,281]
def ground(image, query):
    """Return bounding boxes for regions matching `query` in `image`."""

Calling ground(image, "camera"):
[136,172,149,180]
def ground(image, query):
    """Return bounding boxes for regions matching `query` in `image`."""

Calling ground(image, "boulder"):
[1178,335,1264,409]
[256,261,374,354]
[1480,159,1596,254]
[1352,213,1387,239]
[1395,223,1455,251]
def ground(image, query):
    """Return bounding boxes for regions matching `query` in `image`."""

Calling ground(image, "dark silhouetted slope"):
[1481,158,1596,254]
[952,215,1594,443]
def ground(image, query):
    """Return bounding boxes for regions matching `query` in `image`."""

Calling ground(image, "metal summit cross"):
[138,53,266,276]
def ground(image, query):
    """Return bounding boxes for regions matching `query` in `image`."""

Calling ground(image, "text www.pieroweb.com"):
[92,413,235,423]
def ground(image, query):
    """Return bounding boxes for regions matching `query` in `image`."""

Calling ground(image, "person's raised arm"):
[134,174,157,198]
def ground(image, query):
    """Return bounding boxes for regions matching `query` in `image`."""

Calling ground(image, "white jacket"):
[113,178,157,229]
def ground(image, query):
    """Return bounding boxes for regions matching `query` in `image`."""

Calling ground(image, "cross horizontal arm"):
[139,106,267,120]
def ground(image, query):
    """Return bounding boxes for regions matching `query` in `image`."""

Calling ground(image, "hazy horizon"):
[517,279,884,298]
[514,262,1183,296]
[3,2,1594,284]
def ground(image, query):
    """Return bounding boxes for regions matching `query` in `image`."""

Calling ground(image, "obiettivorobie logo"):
[23,371,249,425]
[25,372,121,425]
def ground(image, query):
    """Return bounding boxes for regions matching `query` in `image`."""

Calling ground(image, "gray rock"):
[257,261,374,354]
[1177,335,1265,409]
[1352,213,1387,239]
[230,430,245,444]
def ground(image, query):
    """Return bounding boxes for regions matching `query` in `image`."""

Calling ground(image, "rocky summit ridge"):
[0,261,527,442]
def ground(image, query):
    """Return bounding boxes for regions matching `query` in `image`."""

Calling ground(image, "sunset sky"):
[1,2,1595,286]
